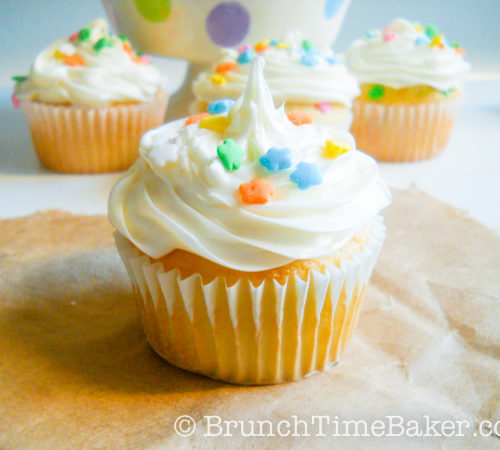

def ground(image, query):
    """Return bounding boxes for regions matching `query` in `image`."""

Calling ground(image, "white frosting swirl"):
[346,18,469,91]
[15,18,163,107]
[109,58,390,271]
[193,32,359,107]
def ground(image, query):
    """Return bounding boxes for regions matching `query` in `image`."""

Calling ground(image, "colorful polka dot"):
[134,0,171,23]
[206,2,250,47]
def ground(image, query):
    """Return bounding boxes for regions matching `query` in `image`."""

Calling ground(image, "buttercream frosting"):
[346,18,469,91]
[193,32,360,107]
[14,18,163,107]
[109,58,390,271]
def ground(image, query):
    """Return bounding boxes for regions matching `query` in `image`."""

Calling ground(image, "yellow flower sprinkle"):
[277,42,290,49]
[413,24,423,32]
[54,50,66,59]
[211,74,226,85]
[199,116,231,133]
[430,34,444,48]
[323,140,350,159]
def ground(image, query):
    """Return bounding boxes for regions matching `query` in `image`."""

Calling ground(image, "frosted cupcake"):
[346,18,469,161]
[12,18,168,173]
[109,58,390,384]
[192,32,359,128]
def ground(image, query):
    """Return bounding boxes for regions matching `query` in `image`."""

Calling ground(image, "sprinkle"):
[207,98,235,115]
[185,112,210,125]
[383,32,396,42]
[368,85,385,100]
[425,25,439,39]
[211,74,226,85]
[118,34,128,42]
[430,34,445,49]
[254,40,270,53]
[54,49,66,59]
[11,75,27,83]
[364,30,377,39]
[215,61,237,74]
[454,47,466,56]
[287,110,312,126]
[237,49,255,64]
[416,36,430,46]
[325,56,339,65]
[239,178,275,204]
[68,32,79,42]
[323,140,349,159]
[237,44,250,53]
[11,93,20,109]
[259,147,292,172]
[302,40,314,51]
[217,138,243,171]
[442,88,453,97]
[137,51,145,56]
[413,24,424,32]
[78,28,91,41]
[290,162,322,190]
[199,115,230,133]
[94,37,113,52]
[301,53,318,67]
[64,53,85,66]
[450,42,461,48]
[277,42,290,49]
[123,42,133,55]
[269,39,278,46]
[138,54,152,64]
[315,102,332,114]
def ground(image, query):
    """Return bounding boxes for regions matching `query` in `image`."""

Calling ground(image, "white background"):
[0,0,499,230]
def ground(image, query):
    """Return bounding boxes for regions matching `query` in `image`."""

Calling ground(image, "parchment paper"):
[0,189,498,449]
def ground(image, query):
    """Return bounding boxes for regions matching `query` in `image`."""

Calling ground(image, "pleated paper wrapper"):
[114,217,386,385]
[351,96,463,161]
[20,92,168,173]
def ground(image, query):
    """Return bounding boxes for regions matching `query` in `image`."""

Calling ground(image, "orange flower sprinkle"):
[287,110,312,126]
[215,61,237,74]
[63,53,85,67]
[184,112,210,126]
[239,178,275,205]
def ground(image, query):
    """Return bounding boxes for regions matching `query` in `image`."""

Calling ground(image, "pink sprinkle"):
[237,44,250,53]
[11,94,20,109]
[315,102,332,114]
[383,32,396,42]
[138,54,152,64]
[68,32,79,42]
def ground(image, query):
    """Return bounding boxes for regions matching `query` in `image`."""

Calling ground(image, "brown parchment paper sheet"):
[0,189,498,449]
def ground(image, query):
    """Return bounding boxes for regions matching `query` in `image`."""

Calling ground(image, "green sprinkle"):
[368,85,385,100]
[12,75,27,83]
[450,42,461,48]
[137,51,144,56]
[118,34,128,42]
[425,25,439,39]
[302,40,314,51]
[94,37,113,52]
[217,139,243,171]
[443,88,453,97]
[78,28,91,41]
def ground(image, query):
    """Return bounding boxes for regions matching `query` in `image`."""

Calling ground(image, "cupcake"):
[191,32,360,128]
[12,18,168,173]
[346,18,469,161]
[109,58,390,385]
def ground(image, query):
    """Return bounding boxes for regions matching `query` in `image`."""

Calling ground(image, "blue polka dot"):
[324,0,345,19]
[206,2,250,47]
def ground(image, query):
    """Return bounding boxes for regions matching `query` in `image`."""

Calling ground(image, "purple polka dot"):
[206,2,250,47]
[324,0,345,19]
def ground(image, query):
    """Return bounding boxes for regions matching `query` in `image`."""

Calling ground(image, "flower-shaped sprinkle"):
[239,178,275,204]
[287,110,312,126]
[207,98,235,115]
[217,138,243,171]
[185,112,210,126]
[237,49,255,64]
[290,162,323,190]
[259,147,292,172]
[323,140,349,159]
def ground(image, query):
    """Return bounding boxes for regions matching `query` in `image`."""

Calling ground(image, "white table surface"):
[1,58,499,233]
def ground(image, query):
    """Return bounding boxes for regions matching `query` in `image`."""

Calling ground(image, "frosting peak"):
[13,18,164,107]
[346,18,470,91]
[109,59,390,271]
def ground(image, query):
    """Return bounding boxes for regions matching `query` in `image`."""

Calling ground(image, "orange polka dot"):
[185,112,210,125]
[287,110,312,126]
[239,178,275,205]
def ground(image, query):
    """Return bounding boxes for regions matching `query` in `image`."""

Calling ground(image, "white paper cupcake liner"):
[115,216,386,385]
[20,92,168,173]
[351,96,463,161]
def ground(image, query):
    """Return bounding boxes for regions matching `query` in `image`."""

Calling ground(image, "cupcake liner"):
[20,92,168,173]
[115,217,385,385]
[351,95,463,161]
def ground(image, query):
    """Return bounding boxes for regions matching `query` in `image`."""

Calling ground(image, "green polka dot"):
[134,0,171,23]
[368,85,385,100]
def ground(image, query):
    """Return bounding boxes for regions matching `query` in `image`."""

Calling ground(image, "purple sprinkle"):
[206,2,250,47]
